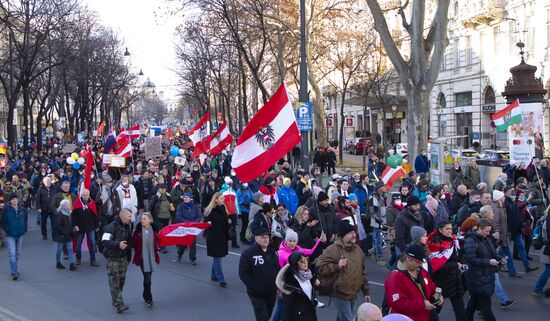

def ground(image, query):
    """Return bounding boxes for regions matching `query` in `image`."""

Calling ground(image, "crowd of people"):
[1,137,550,321]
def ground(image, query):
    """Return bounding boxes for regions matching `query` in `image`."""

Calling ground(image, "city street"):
[0,211,548,321]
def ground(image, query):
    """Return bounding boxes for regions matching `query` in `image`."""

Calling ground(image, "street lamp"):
[124,47,130,56]
[388,96,399,146]
[138,69,144,76]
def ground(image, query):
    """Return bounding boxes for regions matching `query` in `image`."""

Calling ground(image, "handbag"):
[228,225,236,240]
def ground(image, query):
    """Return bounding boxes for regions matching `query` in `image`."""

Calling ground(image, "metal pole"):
[299,0,309,172]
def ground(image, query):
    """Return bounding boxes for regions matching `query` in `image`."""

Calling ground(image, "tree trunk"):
[22,85,30,149]
[36,112,43,151]
[338,90,346,164]
[406,87,430,162]
[308,75,327,148]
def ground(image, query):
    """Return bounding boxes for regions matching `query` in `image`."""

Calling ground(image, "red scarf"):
[391,201,404,211]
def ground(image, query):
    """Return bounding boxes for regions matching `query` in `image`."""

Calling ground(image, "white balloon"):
[179,148,185,156]
[77,158,85,165]
[53,144,59,148]
[67,157,75,165]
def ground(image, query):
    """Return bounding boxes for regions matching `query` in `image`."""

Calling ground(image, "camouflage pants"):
[106,258,129,308]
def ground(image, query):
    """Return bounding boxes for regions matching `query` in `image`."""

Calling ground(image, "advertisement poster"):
[429,142,444,185]
[509,102,544,165]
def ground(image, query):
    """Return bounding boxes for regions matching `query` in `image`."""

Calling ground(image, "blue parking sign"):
[295,102,312,132]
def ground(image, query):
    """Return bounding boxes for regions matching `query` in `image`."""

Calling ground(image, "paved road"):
[0,211,549,321]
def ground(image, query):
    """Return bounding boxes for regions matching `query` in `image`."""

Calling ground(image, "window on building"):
[484,87,496,104]
[493,26,500,55]
[509,21,517,56]
[480,31,486,61]
[454,38,461,68]
[438,93,447,108]
[526,16,534,54]
[465,36,472,65]
[455,92,473,107]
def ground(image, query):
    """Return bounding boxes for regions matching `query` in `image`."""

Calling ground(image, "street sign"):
[295,102,312,132]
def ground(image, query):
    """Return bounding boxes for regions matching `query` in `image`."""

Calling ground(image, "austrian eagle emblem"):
[256,125,275,150]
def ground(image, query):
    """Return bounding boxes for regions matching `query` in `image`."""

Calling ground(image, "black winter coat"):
[71,203,99,233]
[505,197,523,238]
[239,242,279,297]
[136,178,154,209]
[429,233,464,298]
[463,231,501,296]
[101,216,132,261]
[287,218,316,249]
[204,205,229,258]
[277,265,318,321]
[308,203,337,240]
[36,185,57,213]
[394,209,423,252]
[54,211,74,243]
[449,192,468,215]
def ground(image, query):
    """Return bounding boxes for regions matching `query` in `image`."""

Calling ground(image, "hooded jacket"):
[314,238,369,300]
[278,239,322,268]
[276,264,318,321]
[463,230,501,296]
[394,208,423,252]
[1,204,27,238]
[278,185,299,215]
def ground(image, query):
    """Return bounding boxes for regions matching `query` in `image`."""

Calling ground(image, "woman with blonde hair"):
[203,192,231,287]
[287,206,318,249]
[131,212,160,308]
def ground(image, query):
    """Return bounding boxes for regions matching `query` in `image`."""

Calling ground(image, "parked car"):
[388,143,408,157]
[349,138,373,155]
[346,138,361,152]
[476,150,510,167]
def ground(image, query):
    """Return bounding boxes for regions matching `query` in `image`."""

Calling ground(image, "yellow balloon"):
[71,153,79,160]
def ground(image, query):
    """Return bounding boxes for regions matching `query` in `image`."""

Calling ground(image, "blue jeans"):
[510,234,530,269]
[56,241,75,264]
[494,273,509,304]
[6,236,23,276]
[76,231,96,261]
[497,246,518,276]
[211,257,225,283]
[372,227,384,260]
[333,298,356,321]
[272,297,283,321]
[534,264,550,292]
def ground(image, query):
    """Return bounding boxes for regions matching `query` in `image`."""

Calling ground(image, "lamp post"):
[299,0,309,172]
[388,96,399,149]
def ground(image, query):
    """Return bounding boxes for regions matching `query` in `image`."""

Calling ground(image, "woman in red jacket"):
[132,212,160,308]
[384,244,442,321]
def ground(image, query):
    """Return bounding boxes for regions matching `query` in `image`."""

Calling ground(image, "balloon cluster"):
[386,154,404,169]
[66,149,88,170]
[170,146,185,157]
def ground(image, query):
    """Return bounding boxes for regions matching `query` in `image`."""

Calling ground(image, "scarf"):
[391,201,404,211]
[184,201,193,209]
[426,230,459,273]
[141,225,155,273]
[296,269,313,282]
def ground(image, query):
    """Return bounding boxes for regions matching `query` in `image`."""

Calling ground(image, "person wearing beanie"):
[315,220,370,320]
[259,176,279,206]
[309,189,338,243]
[174,192,201,264]
[410,226,427,244]
[420,194,439,234]
[277,177,299,216]
[277,228,326,274]
[394,195,424,253]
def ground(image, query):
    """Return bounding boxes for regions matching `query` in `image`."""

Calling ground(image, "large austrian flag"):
[203,121,233,157]
[158,222,211,247]
[189,112,211,146]
[381,166,406,190]
[491,99,521,132]
[231,82,302,183]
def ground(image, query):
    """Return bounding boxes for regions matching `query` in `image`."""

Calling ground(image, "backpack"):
[532,216,547,250]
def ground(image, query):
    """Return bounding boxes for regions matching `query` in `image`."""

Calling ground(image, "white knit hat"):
[492,190,504,202]
[285,229,298,241]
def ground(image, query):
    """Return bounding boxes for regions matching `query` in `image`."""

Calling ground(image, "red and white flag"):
[192,121,233,158]
[119,125,141,139]
[189,112,211,146]
[113,136,132,158]
[231,82,302,183]
[158,222,212,247]
[380,166,406,190]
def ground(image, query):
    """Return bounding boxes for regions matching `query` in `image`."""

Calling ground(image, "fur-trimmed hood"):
[275,264,291,295]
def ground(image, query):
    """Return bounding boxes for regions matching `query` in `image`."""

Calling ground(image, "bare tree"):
[365,0,451,159]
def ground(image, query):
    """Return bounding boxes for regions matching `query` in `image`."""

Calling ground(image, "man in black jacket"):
[239,227,279,321]
[394,196,423,253]
[309,191,337,242]
[36,176,57,240]
[136,171,154,212]
[101,208,132,313]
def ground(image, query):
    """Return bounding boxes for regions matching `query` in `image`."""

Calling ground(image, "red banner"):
[158,222,211,247]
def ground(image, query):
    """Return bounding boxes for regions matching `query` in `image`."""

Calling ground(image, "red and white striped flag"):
[231,82,302,183]
[380,166,406,190]
[189,112,211,146]
[158,222,212,247]
[113,136,132,158]
[192,121,233,158]
[119,124,141,139]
